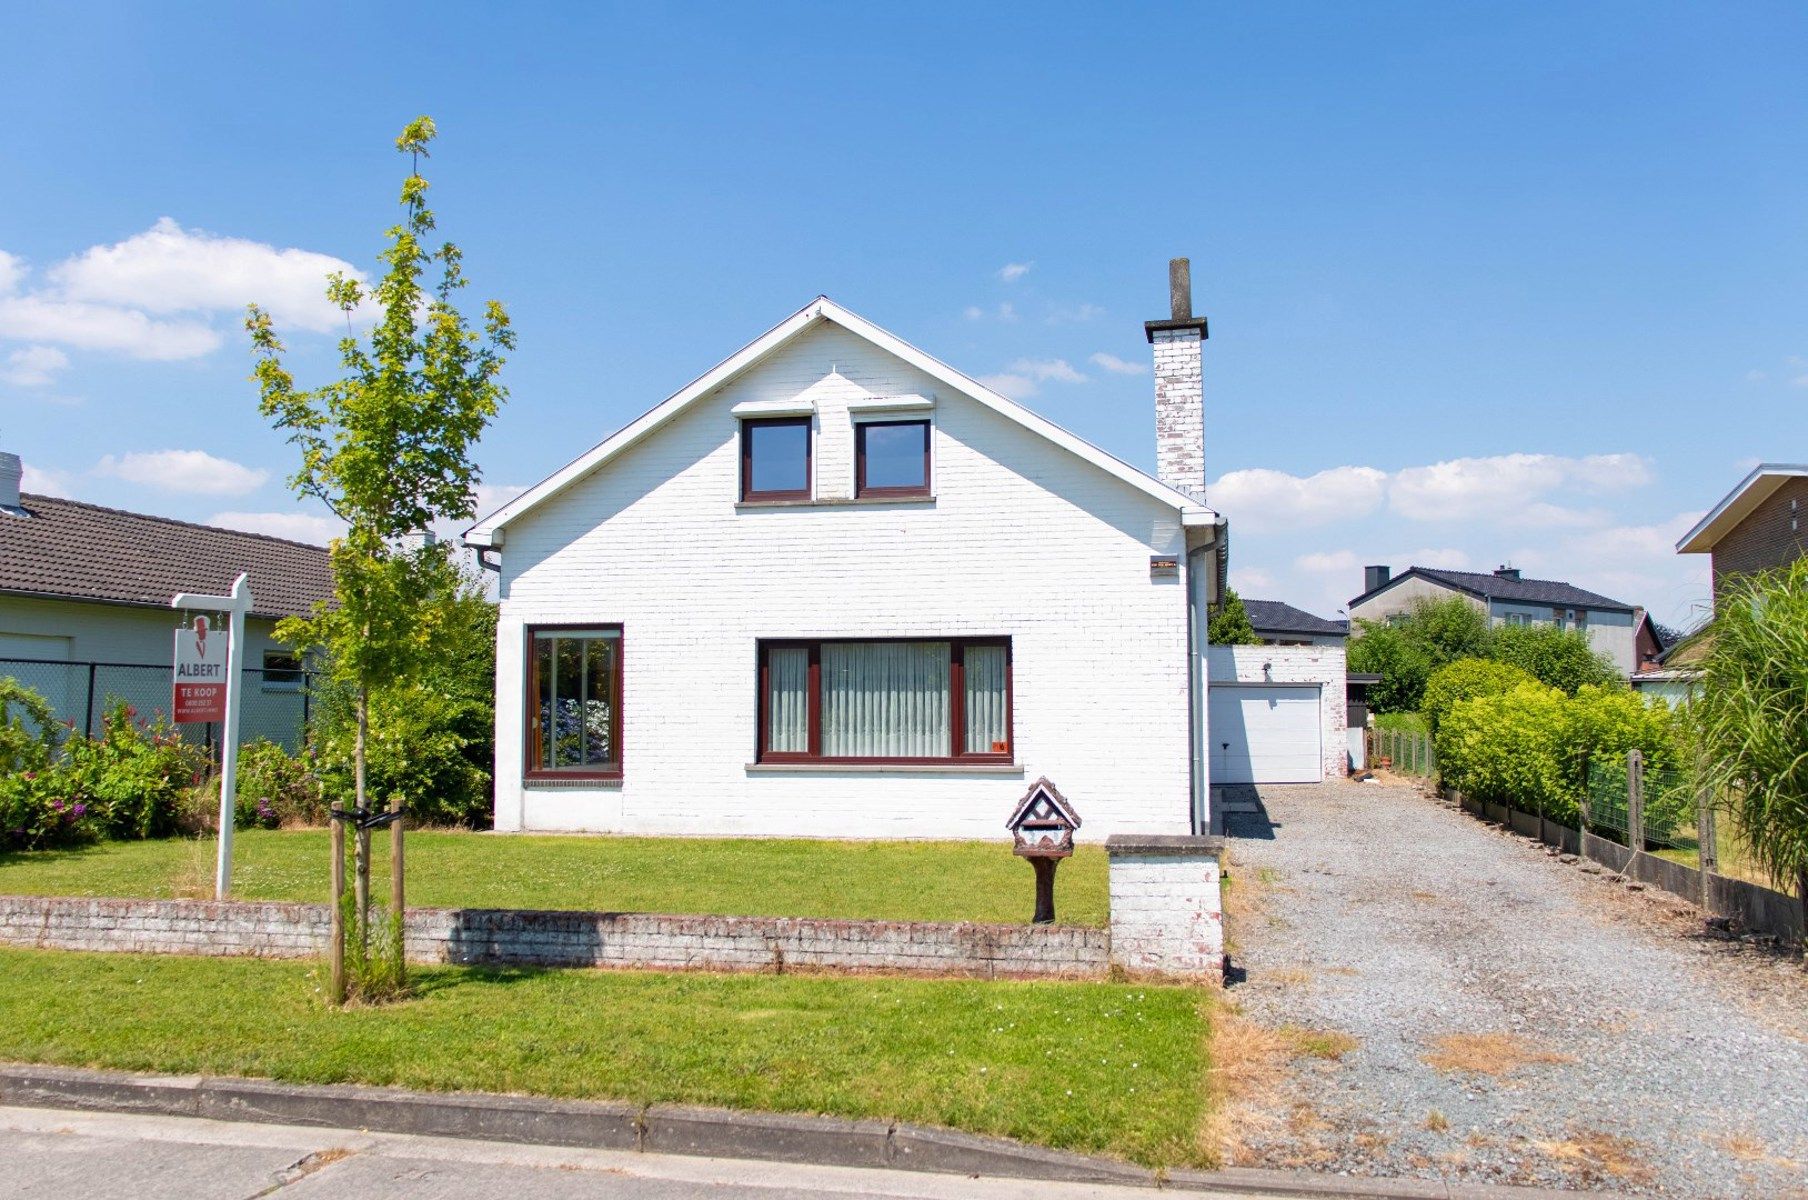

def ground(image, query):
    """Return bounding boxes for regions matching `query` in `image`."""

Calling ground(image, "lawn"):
[0,947,1210,1166]
[0,830,1109,927]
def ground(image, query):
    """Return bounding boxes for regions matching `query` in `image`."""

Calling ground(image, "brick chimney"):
[1145,257,1209,502]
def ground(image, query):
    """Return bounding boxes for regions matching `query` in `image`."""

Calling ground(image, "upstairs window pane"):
[742,418,811,500]
[857,420,930,496]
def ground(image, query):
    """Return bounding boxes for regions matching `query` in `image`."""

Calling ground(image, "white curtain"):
[766,647,810,753]
[822,641,951,757]
[963,643,1007,753]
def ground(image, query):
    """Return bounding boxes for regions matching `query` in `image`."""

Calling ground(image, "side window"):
[741,417,811,502]
[262,651,304,693]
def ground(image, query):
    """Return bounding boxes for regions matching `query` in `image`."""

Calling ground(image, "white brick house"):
[467,270,1226,840]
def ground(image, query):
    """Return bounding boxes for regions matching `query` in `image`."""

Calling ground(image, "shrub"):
[1438,682,1576,821]
[0,677,95,849]
[1437,681,1683,829]
[235,740,325,829]
[315,684,491,827]
[1349,596,1490,713]
[1421,659,1538,736]
[1486,624,1617,694]
[1207,587,1260,645]
[56,701,209,840]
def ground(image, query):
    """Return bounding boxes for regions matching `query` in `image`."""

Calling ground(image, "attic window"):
[741,417,811,502]
[856,420,931,498]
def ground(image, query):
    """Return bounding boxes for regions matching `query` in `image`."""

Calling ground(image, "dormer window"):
[856,419,931,498]
[740,417,811,502]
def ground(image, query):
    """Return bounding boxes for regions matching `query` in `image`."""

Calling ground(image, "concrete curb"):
[0,1063,1574,1198]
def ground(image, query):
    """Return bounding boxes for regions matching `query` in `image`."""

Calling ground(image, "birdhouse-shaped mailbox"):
[1006,778,1081,925]
[1007,777,1082,858]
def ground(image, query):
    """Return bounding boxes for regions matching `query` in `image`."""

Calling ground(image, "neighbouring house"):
[466,262,1237,840]
[1242,598,1347,646]
[1348,564,1641,677]
[1676,462,1808,598]
[0,451,331,745]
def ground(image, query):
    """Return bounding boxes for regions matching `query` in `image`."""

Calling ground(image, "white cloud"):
[1211,466,1388,532]
[1009,357,1087,384]
[49,217,363,334]
[977,372,1037,399]
[0,294,221,360]
[95,449,269,495]
[1745,369,1769,383]
[207,510,343,545]
[0,250,23,295]
[0,345,68,386]
[1088,351,1147,376]
[1388,453,1651,520]
[1294,549,1360,576]
[998,302,1017,322]
[1788,356,1808,388]
[997,262,1033,283]
[1232,566,1276,593]
[963,305,984,321]
[20,463,73,497]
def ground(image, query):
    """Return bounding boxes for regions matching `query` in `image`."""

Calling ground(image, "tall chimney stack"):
[1145,257,1209,502]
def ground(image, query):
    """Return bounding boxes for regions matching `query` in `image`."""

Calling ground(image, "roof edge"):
[1676,463,1808,554]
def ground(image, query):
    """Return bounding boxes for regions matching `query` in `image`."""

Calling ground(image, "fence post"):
[1626,748,1645,854]
[83,663,97,738]
[1695,784,1718,911]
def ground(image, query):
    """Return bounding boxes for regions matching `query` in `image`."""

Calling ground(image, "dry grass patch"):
[1199,1003,1295,1166]
[1424,1109,1449,1133]
[1263,966,1315,988]
[1423,1031,1572,1077]
[1711,1131,1798,1169]
[1281,1026,1359,1061]
[1535,1131,1653,1186]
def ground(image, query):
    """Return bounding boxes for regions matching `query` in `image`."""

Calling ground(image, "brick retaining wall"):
[0,895,1108,980]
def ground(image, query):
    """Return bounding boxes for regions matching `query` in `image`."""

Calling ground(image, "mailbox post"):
[1006,777,1082,925]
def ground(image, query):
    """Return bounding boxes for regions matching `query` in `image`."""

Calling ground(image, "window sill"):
[744,762,1022,776]
[735,495,936,511]
[524,775,624,789]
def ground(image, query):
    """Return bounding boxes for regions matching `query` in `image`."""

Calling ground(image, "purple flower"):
[71,804,87,817]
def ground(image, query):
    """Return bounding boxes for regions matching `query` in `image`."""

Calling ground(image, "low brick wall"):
[0,895,1108,980]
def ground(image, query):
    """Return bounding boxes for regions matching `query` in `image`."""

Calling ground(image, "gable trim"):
[465,297,1215,545]
[1676,463,1808,555]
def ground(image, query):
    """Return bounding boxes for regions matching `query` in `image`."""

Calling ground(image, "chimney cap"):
[1144,256,1210,343]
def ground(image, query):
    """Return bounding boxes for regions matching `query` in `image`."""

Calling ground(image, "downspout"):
[1184,519,1227,836]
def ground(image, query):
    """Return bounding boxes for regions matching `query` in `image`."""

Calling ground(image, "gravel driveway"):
[1222,780,1808,1197]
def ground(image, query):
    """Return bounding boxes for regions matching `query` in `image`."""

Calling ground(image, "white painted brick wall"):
[1205,644,1348,780]
[1106,848,1223,978]
[493,320,1195,840]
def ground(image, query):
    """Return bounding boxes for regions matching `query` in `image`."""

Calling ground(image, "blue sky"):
[2,3,1803,626]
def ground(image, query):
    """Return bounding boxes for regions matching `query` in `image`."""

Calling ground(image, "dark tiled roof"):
[1243,599,1348,637]
[1356,567,1634,613]
[0,493,331,621]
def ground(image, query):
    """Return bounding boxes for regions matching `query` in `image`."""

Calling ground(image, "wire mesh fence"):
[1368,725,1435,776]
[0,657,313,753]
[1583,755,1699,853]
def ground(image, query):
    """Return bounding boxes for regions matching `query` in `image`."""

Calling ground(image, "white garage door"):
[1209,684,1322,784]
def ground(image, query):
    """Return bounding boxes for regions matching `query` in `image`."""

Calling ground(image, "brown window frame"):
[756,637,1012,764]
[524,623,624,781]
[854,419,931,499]
[740,416,813,502]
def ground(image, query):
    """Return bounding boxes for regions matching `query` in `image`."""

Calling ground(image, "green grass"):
[0,830,1108,927]
[0,947,1210,1166]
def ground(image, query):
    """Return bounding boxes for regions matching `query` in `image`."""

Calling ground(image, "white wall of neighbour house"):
[1487,600,1636,676]
[1346,576,1474,626]
[1253,631,1345,648]
[0,594,298,742]
[493,321,1197,841]
[1205,644,1347,781]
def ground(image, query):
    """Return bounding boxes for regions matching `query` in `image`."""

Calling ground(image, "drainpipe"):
[1185,518,1228,836]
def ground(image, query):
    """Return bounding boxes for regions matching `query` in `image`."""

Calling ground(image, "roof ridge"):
[20,493,331,554]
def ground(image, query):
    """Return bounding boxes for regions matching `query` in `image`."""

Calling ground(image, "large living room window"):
[527,626,622,778]
[757,638,1010,763]
[740,417,812,502]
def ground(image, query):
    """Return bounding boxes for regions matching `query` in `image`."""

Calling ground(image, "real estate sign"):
[172,616,229,723]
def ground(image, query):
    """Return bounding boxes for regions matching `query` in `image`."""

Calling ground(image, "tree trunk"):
[1799,869,1807,966]
[329,800,346,1005]
[354,685,370,950]
[391,795,405,988]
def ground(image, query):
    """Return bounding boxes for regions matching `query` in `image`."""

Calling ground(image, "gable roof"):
[1349,566,1634,613]
[1676,463,1808,554]
[1242,598,1347,638]
[0,494,331,621]
[465,296,1218,545]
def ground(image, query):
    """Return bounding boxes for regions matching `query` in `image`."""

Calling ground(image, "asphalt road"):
[0,1106,1283,1200]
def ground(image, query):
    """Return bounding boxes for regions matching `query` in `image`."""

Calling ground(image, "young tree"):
[1688,559,1808,944]
[1207,587,1260,645]
[1486,624,1616,694]
[248,117,512,998]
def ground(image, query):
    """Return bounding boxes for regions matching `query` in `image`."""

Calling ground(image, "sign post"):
[171,573,253,900]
